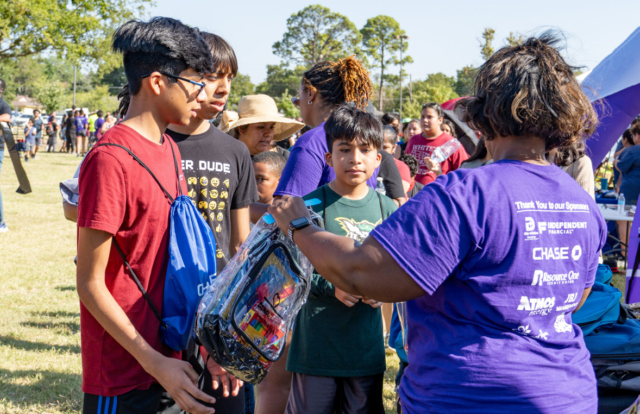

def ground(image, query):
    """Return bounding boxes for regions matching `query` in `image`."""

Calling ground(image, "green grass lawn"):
[0,151,401,413]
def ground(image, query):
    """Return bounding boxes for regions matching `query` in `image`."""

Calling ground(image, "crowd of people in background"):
[0,15,637,414]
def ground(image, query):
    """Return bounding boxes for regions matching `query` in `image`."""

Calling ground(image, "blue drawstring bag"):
[162,195,217,351]
[95,142,216,352]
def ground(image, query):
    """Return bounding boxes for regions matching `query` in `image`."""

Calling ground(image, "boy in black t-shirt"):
[165,32,257,413]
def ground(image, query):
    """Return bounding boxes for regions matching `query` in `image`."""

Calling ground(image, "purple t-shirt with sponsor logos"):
[371,160,606,414]
[274,123,379,198]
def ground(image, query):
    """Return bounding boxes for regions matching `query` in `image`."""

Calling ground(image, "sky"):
[151,0,639,85]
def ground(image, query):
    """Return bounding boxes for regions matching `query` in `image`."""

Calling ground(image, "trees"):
[256,64,305,99]
[455,65,478,97]
[361,16,411,111]
[390,73,458,119]
[0,0,151,71]
[480,28,496,61]
[506,32,524,47]
[273,5,361,68]
[34,81,66,113]
[228,73,255,109]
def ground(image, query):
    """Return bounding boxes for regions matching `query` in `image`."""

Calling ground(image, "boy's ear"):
[325,151,333,168]
[142,72,164,96]
[375,150,382,168]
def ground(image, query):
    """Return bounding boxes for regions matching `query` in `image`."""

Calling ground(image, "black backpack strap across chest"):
[91,140,183,327]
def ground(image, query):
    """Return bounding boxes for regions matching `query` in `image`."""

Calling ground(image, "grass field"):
[0,151,401,413]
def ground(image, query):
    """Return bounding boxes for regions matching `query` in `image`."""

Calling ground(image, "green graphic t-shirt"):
[287,185,397,377]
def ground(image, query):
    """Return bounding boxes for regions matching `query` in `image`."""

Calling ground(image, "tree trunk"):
[378,46,385,111]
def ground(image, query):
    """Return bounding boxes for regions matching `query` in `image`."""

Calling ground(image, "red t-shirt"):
[77,124,187,396]
[394,158,411,185]
[405,132,469,185]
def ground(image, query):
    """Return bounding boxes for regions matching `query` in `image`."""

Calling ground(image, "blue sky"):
[152,0,639,85]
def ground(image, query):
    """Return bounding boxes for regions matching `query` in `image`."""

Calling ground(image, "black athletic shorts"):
[83,383,163,414]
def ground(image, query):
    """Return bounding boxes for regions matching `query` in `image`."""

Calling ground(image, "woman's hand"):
[424,157,442,176]
[268,196,311,234]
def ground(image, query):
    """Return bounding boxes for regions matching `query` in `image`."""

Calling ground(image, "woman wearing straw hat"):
[219,94,304,159]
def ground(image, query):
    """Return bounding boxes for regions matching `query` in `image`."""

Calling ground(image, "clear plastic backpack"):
[196,208,323,384]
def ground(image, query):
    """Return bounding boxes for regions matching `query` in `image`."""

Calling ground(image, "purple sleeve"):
[95,118,104,131]
[370,182,476,294]
[274,145,325,198]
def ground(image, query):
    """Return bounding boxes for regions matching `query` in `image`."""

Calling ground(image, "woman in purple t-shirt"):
[267,34,606,414]
[273,56,374,198]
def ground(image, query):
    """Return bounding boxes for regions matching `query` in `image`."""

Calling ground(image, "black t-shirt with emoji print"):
[168,124,258,271]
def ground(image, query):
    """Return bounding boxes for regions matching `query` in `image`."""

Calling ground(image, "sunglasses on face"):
[141,71,206,95]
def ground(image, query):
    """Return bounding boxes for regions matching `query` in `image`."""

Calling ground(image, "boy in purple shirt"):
[267,33,604,414]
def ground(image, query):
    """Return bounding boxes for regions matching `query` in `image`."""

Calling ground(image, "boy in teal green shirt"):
[285,106,396,414]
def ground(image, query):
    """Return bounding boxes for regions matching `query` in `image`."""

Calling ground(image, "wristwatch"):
[288,217,312,241]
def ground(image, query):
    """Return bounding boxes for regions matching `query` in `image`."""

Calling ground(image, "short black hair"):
[623,129,634,146]
[382,125,397,145]
[97,110,104,117]
[400,153,419,177]
[112,17,214,95]
[33,109,40,115]
[253,151,286,177]
[200,32,238,77]
[324,105,383,152]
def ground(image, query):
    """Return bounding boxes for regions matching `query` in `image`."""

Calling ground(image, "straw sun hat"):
[219,94,305,142]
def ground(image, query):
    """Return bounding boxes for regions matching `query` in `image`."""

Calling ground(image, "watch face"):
[291,217,310,229]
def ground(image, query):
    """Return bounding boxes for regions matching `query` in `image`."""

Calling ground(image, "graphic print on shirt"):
[512,198,592,340]
[183,158,232,260]
[335,217,381,244]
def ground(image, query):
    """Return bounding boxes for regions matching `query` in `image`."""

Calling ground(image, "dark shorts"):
[77,130,87,137]
[285,372,384,414]
[83,383,163,414]
[35,137,42,146]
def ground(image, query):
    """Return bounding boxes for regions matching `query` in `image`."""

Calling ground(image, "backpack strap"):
[92,140,183,327]
[112,238,166,328]
[93,142,179,203]
[376,191,385,220]
[628,235,640,303]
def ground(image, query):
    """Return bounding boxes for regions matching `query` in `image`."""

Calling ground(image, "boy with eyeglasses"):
[76,17,219,414]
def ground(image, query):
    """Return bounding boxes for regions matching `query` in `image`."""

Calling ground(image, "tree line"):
[0,2,525,118]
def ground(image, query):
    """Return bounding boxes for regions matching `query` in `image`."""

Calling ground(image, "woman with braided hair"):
[272,56,405,204]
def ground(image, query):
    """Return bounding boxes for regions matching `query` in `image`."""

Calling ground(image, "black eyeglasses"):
[142,71,206,95]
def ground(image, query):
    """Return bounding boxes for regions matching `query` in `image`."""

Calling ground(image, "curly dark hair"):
[303,56,372,110]
[552,141,586,168]
[455,31,597,151]
[400,153,419,177]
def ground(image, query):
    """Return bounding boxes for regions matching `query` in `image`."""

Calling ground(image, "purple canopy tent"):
[582,28,640,303]
[583,27,640,169]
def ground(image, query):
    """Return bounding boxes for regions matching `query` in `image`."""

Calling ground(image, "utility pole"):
[73,65,77,107]
[396,35,409,120]
[409,74,413,103]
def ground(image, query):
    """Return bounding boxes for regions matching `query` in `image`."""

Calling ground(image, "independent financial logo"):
[524,217,587,241]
